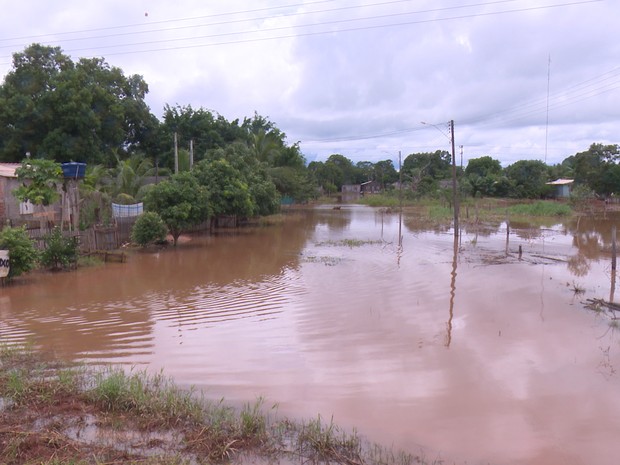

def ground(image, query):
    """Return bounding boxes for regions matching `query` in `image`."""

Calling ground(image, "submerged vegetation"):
[0,344,436,465]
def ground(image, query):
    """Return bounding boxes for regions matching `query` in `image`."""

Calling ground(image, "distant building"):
[341,184,361,194]
[546,178,574,198]
[360,180,381,194]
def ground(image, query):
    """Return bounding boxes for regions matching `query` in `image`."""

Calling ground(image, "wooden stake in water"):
[612,225,617,272]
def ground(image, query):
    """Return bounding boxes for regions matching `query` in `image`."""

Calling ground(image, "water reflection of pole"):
[398,150,403,249]
[611,225,617,302]
[446,233,458,347]
[397,151,404,265]
[505,219,510,256]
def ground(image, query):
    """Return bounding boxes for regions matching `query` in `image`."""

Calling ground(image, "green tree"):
[308,154,358,192]
[465,156,503,198]
[199,142,281,216]
[373,160,398,188]
[0,226,39,280]
[160,104,245,169]
[131,211,167,247]
[0,44,155,164]
[269,166,316,203]
[465,156,502,178]
[403,150,451,180]
[504,159,551,198]
[402,150,451,196]
[13,158,63,206]
[570,143,620,196]
[142,172,209,246]
[192,158,254,218]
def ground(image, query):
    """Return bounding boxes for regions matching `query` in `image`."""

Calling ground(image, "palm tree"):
[112,154,156,201]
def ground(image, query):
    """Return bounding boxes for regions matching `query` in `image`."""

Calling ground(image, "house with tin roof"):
[546,178,574,198]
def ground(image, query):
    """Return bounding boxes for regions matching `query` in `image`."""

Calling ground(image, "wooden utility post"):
[174,132,179,174]
[190,139,194,170]
[450,120,459,237]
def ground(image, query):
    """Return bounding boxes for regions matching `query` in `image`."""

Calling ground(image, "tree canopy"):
[0,44,154,165]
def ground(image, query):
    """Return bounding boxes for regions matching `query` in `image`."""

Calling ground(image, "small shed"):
[546,178,574,198]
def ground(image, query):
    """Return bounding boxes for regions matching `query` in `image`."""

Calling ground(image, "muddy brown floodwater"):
[2,205,620,465]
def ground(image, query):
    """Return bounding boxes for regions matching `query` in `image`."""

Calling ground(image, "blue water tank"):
[61,162,86,179]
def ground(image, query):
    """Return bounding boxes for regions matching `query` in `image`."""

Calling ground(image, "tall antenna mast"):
[545,54,551,164]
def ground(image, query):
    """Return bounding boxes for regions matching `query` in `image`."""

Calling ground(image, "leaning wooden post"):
[612,225,617,272]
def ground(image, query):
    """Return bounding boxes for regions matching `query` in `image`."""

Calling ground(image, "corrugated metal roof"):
[0,163,20,178]
[546,178,574,185]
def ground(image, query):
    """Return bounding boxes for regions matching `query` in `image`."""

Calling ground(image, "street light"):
[421,120,459,237]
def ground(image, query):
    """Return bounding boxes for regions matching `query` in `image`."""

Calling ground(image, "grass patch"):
[77,254,104,267]
[358,194,402,208]
[316,238,383,248]
[427,205,453,219]
[507,201,572,217]
[0,345,430,465]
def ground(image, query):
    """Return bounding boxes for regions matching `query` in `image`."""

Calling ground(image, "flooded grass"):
[316,239,384,247]
[507,200,572,217]
[0,344,431,465]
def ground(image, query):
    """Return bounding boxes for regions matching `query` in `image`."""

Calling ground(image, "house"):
[0,163,21,224]
[546,178,574,198]
[341,184,361,194]
[360,180,381,194]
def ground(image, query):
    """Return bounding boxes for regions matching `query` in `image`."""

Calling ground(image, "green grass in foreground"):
[0,344,437,465]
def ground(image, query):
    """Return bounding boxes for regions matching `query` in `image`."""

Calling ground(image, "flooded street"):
[2,205,620,465]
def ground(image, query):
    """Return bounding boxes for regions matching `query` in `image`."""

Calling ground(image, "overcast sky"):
[1,0,618,168]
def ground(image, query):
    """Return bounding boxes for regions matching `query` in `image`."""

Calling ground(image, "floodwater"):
[1,205,620,465]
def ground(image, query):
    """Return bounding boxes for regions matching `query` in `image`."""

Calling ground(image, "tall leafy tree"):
[161,104,245,169]
[570,143,620,195]
[373,160,398,188]
[465,156,502,197]
[0,44,155,164]
[504,159,551,198]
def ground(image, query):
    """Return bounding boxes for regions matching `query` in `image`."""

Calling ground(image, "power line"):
[0,0,536,46]
[0,0,602,63]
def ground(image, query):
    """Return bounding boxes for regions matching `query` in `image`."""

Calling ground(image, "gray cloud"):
[0,0,617,168]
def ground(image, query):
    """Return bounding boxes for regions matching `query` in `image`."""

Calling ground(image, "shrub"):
[0,226,39,280]
[131,212,168,247]
[41,227,79,270]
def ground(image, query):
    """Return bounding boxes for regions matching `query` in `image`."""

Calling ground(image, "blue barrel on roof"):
[61,162,86,179]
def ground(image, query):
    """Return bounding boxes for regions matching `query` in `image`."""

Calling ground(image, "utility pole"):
[450,120,459,237]
[189,139,194,170]
[174,132,179,174]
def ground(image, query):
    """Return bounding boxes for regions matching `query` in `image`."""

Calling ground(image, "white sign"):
[0,250,9,278]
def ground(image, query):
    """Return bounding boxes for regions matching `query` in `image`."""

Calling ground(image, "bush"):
[131,212,168,247]
[41,227,79,271]
[0,226,39,280]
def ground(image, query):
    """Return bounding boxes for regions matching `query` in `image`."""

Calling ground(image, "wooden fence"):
[24,216,212,252]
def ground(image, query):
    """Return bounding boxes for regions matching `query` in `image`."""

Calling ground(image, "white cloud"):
[1,0,618,167]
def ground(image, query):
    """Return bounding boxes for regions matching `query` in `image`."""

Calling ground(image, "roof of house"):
[0,163,20,178]
[546,178,574,185]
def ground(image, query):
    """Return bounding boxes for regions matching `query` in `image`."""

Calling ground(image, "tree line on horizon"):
[1,43,619,214]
